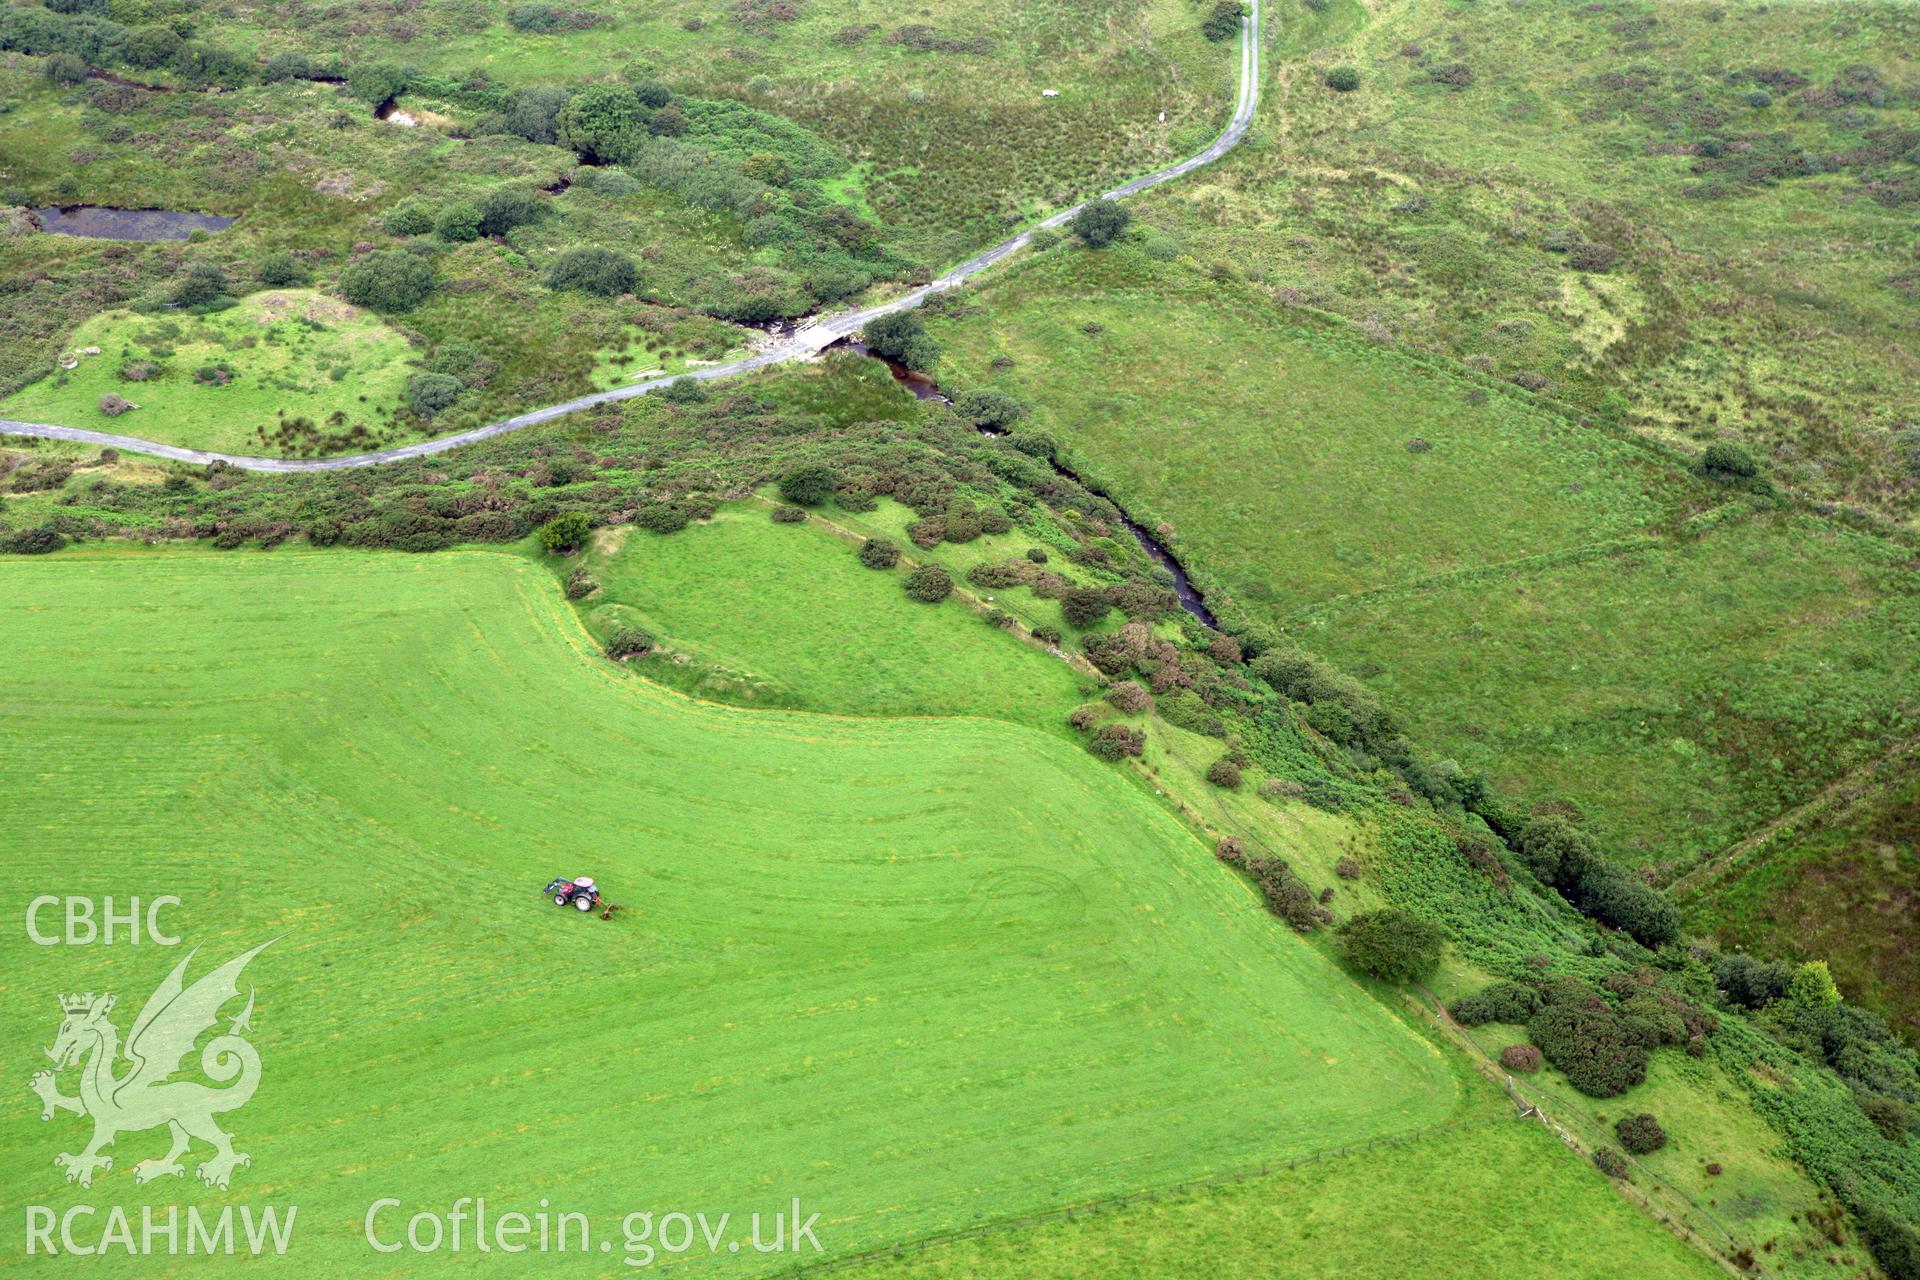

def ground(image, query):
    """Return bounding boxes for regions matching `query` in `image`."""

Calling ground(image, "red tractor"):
[544,876,602,913]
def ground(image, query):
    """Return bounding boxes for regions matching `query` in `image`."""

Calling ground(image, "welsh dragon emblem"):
[30,941,272,1189]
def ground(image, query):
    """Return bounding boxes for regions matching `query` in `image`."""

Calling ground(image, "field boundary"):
[1281,501,1751,624]
[1415,990,1760,1280]
[766,1114,1510,1279]
[1668,733,1920,900]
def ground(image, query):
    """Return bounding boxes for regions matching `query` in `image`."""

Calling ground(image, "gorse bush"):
[545,247,638,297]
[1071,199,1131,248]
[406,373,463,419]
[1500,1043,1543,1073]
[603,627,655,660]
[1526,982,1649,1098]
[1700,441,1759,479]
[1338,909,1444,983]
[1325,66,1360,92]
[904,564,952,602]
[1201,0,1244,40]
[857,537,900,569]
[1450,981,1543,1026]
[1615,1113,1667,1155]
[435,202,483,243]
[636,504,689,534]
[536,512,591,553]
[1216,841,1322,931]
[339,251,435,313]
[778,464,838,506]
[1060,587,1112,629]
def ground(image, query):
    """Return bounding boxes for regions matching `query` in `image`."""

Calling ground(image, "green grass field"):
[0,292,414,455]
[1148,0,1920,516]
[1296,509,1920,874]
[0,546,1457,1274]
[568,504,1087,722]
[831,1119,1720,1280]
[928,248,1711,611]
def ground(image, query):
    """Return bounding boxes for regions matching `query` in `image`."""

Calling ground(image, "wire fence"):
[1414,988,1763,1280]
[767,1114,1511,1278]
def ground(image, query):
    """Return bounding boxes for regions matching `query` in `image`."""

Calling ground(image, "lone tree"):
[339,251,435,312]
[537,512,591,553]
[545,246,638,297]
[1338,908,1444,983]
[863,311,941,372]
[1071,199,1131,248]
[1325,65,1360,92]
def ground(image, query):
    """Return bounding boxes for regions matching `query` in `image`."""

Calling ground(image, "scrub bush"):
[1615,1114,1666,1155]
[779,463,838,506]
[537,511,591,553]
[546,247,637,297]
[904,564,952,602]
[604,627,655,659]
[1071,199,1131,248]
[1339,909,1443,983]
[858,537,900,569]
[1500,1044,1543,1073]
[1450,981,1543,1026]
[339,251,435,312]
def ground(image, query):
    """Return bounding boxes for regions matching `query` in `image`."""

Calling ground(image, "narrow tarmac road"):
[1,0,1260,473]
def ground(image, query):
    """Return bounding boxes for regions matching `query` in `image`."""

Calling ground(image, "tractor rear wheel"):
[573,895,595,911]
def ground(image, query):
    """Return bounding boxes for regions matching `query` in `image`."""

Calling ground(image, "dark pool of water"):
[33,206,237,241]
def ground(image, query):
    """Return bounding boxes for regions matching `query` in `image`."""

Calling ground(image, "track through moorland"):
[0,0,1260,472]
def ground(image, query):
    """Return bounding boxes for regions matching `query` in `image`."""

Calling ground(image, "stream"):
[834,339,1219,630]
